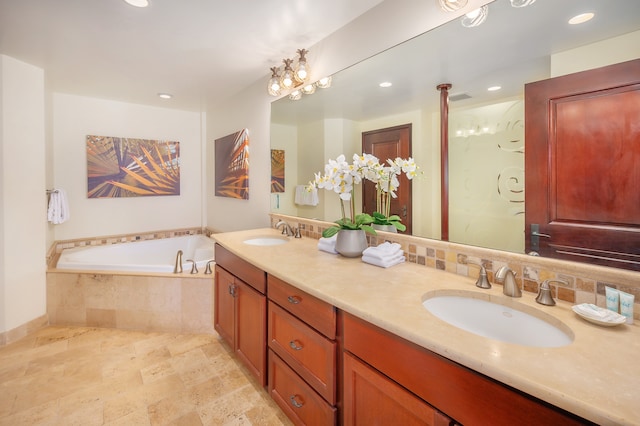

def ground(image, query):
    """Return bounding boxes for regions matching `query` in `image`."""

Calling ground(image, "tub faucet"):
[173,250,183,273]
[275,220,300,238]
[495,266,521,297]
[186,259,198,274]
[205,260,215,274]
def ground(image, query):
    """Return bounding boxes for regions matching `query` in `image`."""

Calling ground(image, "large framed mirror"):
[270,0,640,258]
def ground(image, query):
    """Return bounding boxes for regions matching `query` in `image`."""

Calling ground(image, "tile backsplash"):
[270,213,640,320]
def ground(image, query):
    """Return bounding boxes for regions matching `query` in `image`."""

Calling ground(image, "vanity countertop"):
[213,228,640,426]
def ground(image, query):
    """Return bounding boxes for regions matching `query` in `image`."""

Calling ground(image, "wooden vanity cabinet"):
[267,274,338,425]
[214,244,267,386]
[341,312,591,426]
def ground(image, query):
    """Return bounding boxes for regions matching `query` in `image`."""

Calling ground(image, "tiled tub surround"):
[45,227,218,335]
[47,271,214,334]
[217,226,640,425]
[270,213,640,320]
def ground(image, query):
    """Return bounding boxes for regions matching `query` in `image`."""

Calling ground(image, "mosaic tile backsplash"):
[270,214,640,320]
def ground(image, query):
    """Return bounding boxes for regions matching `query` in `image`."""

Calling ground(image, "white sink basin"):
[243,236,289,246]
[422,291,573,348]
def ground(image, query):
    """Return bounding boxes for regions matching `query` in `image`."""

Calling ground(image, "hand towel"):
[317,234,338,254]
[362,253,406,268]
[295,185,319,206]
[362,242,403,261]
[47,188,70,224]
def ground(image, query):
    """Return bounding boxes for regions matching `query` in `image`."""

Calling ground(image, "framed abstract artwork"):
[271,149,285,193]
[86,135,180,198]
[215,128,250,199]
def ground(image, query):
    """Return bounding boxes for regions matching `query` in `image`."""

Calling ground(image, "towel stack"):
[317,234,338,254]
[47,188,70,224]
[362,242,405,268]
[294,185,319,206]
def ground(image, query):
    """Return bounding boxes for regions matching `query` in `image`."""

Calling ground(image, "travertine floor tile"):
[0,327,291,426]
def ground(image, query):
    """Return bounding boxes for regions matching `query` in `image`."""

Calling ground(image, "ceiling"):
[0,0,384,111]
[271,0,640,125]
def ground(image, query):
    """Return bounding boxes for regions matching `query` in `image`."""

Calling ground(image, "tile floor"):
[0,326,292,425]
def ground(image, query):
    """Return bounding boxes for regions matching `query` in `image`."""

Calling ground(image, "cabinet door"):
[214,265,235,346]
[343,352,452,426]
[236,279,267,386]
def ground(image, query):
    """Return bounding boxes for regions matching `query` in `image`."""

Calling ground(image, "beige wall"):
[0,55,46,333]
[51,93,205,241]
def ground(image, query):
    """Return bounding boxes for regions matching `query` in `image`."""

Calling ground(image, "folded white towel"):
[362,242,403,261]
[295,185,319,206]
[362,253,406,268]
[47,188,70,225]
[317,235,338,254]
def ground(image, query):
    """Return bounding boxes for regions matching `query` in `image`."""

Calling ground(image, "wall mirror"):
[270,0,640,258]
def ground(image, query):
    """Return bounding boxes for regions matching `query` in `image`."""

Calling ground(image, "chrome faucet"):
[173,250,183,273]
[494,266,521,297]
[275,220,301,238]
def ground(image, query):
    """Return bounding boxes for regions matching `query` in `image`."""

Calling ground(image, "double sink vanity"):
[213,228,639,425]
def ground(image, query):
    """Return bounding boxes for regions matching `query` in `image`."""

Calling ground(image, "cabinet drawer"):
[215,244,266,293]
[268,301,336,404]
[267,274,336,339]
[269,350,336,426]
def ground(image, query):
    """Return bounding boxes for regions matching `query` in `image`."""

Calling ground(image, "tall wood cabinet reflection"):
[213,244,267,386]
[267,274,338,425]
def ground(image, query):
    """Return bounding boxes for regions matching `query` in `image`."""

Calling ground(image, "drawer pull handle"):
[289,340,303,351]
[289,394,304,408]
[287,295,301,304]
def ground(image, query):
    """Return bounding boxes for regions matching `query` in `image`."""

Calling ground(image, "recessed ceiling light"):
[157,93,172,99]
[124,0,149,8]
[568,12,594,25]
[487,86,501,91]
[379,82,392,88]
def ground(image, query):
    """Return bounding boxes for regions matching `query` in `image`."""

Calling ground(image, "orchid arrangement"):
[364,155,419,231]
[308,153,419,237]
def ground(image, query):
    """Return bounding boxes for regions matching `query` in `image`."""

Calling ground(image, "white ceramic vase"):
[335,229,368,258]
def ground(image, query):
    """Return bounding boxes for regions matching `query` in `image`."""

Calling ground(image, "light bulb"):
[438,0,468,12]
[461,5,488,27]
[316,76,332,89]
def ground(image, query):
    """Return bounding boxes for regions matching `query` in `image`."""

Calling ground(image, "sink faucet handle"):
[467,260,491,289]
[536,279,565,306]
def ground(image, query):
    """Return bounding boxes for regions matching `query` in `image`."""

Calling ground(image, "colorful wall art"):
[215,128,250,199]
[86,135,180,198]
[271,149,285,193]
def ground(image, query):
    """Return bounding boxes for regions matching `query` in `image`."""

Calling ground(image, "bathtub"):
[56,235,214,273]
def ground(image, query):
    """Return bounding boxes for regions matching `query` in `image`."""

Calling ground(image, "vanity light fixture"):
[569,12,595,25]
[379,81,393,88]
[461,6,488,27]
[267,48,332,101]
[157,92,172,99]
[123,0,149,7]
[268,48,311,96]
[438,0,468,12]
